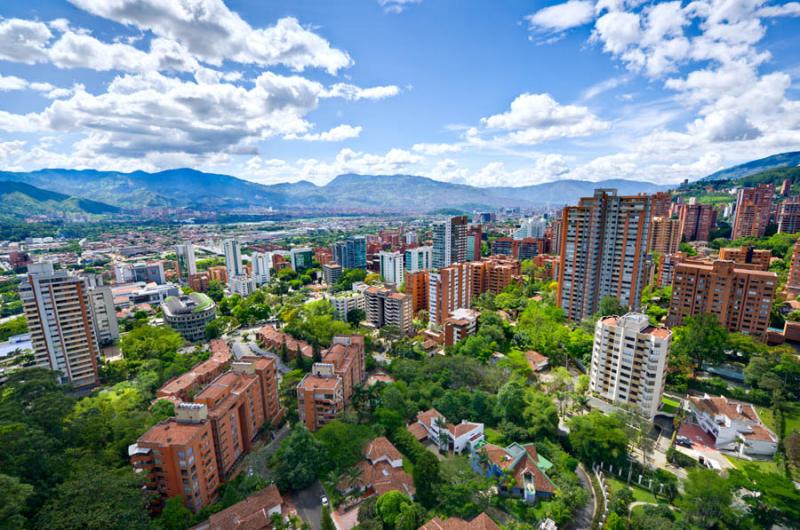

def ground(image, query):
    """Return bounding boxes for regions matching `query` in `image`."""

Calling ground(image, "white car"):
[320,495,329,507]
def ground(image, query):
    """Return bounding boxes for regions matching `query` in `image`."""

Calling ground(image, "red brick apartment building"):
[732,184,774,240]
[668,259,777,339]
[297,335,366,431]
[132,343,282,513]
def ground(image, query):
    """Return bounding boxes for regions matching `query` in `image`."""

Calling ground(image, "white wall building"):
[223,239,243,278]
[589,313,670,418]
[229,275,256,297]
[329,290,365,321]
[251,252,272,286]
[175,243,197,277]
[689,394,778,457]
[379,251,404,285]
[405,246,432,273]
[513,217,546,240]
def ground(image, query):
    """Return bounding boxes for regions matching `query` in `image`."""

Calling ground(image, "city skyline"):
[0,0,798,188]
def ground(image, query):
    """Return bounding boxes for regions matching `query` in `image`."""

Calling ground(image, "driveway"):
[229,338,291,374]
[291,480,326,530]
[566,464,596,530]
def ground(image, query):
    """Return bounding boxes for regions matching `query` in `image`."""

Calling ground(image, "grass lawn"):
[758,402,800,436]
[756,406,776,432]
[725,456,780,475]
[484,427,504,445]
[606,477,658,504]
[661,396,680,415]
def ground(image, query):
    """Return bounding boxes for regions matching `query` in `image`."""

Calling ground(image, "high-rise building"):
[649,216,681,255]
[651,192,672,218]
[513,217,546,240]
[719,246,772,271]
[677,201,717,242]
[590,313,670,418]
[229,275,256,297]
[290,247,314,272]
[557,189,652,321]
[405,246,432,272]
[176,244,197,278]
[467,224,483,261]
[364,286,412,335]
[785,240,800,296]
[778,197,800,234]
[20,262,101,388]
[732,184,774,240]
[129,403,220,513]
[517,237,544,260]
[429,263,474,325]
[668,260,776,339]
[432,216,468,268]
[329,290,365,321]
[379,251,404,285]
[406,270,430,314]
[332,236,367,269]
[251,252,271,286]
[781,179,792,197]
[223,239,243,279]
[491,237,516,257]
[85,274,120,345]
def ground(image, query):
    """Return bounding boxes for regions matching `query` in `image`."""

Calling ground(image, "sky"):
[0,0,799,188]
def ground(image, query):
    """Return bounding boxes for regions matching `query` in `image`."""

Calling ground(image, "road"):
[228,335,290,374]
[567,464,596,530]
[291,480,325,530]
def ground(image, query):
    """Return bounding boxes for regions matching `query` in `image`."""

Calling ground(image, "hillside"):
[0,169,668,213]
[0,181,120,217]
[700,152,800,181]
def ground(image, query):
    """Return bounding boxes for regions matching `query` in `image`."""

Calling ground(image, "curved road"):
[567,464,596,530]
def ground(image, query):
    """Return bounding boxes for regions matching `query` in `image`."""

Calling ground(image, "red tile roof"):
[418,513,500,530]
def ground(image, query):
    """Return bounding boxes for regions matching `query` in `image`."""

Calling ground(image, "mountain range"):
[1,151,797,217]
[0,169,668,215]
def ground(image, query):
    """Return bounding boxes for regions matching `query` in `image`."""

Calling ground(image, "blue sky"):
[0,0,799,187]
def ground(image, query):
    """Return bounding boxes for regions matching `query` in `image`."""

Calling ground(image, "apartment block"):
[732,184,774,239]
[649,216,681,255]
[778,196,800,234]
[207,266,228,284]
[85,274,120,345]
[590,313,670,418]
[470,257,519,297]
[188,272,210,292]
[20,262,101,387]
[332,236,367,269]
[429,263,474,325]
[379,251,404,285]
[223,239,244,279]
[677,201,717,242]
[651,191,672,218]
[290,247,314,272]
[365,286,412,335]
[443,308,480,346]
[719,246,772,271]
[129,404,220,513]
[432,215,468,268]
[785,240,800,296]
[406,270,430,314]
[668,260,776,339]
[467,224,483,261]
[251,252,271,286]
[176,244,197,278]
[329,290,365,321]
[297,335,365,431]
[157,340,233,403]
[557,189,652,321]
[491,237,515,257]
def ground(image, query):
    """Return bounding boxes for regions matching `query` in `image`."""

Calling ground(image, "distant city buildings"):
[20,262,103,387]
[590,313,670,418]
[290,247,314,272]
[557,189,652,321]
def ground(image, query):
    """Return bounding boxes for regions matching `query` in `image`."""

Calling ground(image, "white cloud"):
[0,18,53,63]
[411,142,463,155]
[323,83,401,100]
[68,1,352,74]
[526,0,595,31]
[757,2,800,16]
[0,75,29,91]
[286,124,363,142]
[378,0,423,14]
[480,93,609,144]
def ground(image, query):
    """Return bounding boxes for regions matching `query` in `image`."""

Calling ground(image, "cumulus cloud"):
[0,18,53,63]
[480,93,609,144]
[286,124,363,142]
[67,1,352,74]
[526,0,595,31]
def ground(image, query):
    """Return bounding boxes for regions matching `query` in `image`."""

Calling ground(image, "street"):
[567,464,596,530]
[290,480,325,530]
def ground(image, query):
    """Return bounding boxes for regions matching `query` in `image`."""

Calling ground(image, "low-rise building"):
[162,293,217,342]
[322,262,342,288]
[157,340,233,403]
[472,442,555,504]
[419,514,500,530]
[688,394,778,457]
[337,436,415,500]
[407,408,484,454]
[190,484,295,530]
[443,308,480,346]
[229,274,256,297]
[259,325,313,359]
[329,290,365,321]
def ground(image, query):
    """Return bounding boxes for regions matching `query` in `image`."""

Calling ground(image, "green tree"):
[0,473,33,529]
[206,280,225,302]
[522,390,559,440]
[35,464,151,530]
[273,424,325,492]
[347,308,366,328]
[120,325,184,361]
[568,411,628,464]
[597,296,626,317]
[678,468,732,528]
[413,450,442,509]
[315,421,373,473]
[321,505,335,530]
[495,379,527,424]
[671,313,729,371]
[157,496,193,530]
